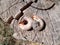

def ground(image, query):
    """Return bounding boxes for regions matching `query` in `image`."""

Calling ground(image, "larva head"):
[19,20,28,26]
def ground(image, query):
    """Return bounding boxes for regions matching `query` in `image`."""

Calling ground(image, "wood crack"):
[31,3,55,10]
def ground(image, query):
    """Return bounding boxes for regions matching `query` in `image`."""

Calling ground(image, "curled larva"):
[32,15,44,31]
[18,16,33,31]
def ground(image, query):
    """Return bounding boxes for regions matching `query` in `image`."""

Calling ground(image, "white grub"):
[18,16,33,31]
[32,15,44,31]
[18,15,44,31]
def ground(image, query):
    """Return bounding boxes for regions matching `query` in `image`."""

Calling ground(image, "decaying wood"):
[0,0,60,45]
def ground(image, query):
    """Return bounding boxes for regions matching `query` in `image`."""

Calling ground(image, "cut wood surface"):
[0,0,60,45]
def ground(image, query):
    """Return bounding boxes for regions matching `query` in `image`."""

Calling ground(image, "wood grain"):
[0,0,60,45]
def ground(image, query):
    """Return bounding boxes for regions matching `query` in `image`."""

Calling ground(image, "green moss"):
[0,18,15,45]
